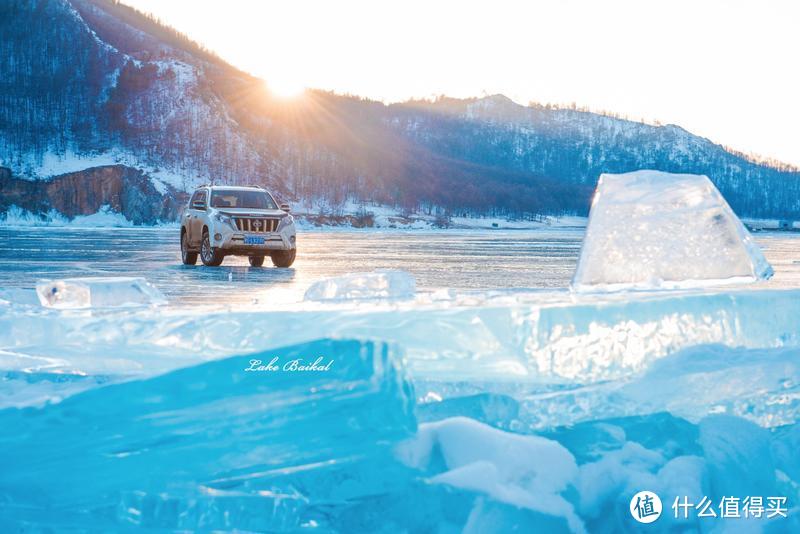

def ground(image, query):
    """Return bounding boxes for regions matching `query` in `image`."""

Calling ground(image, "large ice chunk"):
[572,170,773,291]
[304,269,416,301]
[35,276,166,309]
[0,339,416,530]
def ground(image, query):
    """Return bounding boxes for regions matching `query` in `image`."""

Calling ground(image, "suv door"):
[187,189,208,246]
[184,190,199,243]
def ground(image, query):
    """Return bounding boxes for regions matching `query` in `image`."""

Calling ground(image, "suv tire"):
[271,249,296,268]
[249,256,265,267]
[181,230,198,265]
[200,228,224,266]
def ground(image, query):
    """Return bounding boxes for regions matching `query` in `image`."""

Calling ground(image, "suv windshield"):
[210,189,277,209]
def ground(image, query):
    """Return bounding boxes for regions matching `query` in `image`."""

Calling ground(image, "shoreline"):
[0,205,589,231]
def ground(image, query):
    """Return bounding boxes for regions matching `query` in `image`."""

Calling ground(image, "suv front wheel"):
[271,249,296,268]
[200,228,224,266]
[181,230,198,265]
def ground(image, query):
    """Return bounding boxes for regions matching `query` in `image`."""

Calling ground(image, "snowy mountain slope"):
[0,0,798,224]
[0,0,274,191]
[391,95,800,218]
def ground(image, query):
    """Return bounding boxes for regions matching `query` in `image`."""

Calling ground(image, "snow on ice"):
[396,416,584,532]
[0,204,135,227]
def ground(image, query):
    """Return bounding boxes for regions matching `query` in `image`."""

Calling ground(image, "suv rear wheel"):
[271,249,296,268]
[249,256,265,267]
[181,230,198,265]
[200,228,224,266]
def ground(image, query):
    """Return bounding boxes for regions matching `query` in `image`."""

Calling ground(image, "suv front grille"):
[234,217,279,233]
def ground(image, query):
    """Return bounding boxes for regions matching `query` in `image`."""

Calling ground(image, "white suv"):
[180,186,297,267]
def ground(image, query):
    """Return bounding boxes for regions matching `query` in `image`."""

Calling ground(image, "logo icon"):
[630,491,662,523]
[253,220,262,230]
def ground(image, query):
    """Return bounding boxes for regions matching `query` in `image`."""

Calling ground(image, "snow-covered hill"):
[1,0,799,225]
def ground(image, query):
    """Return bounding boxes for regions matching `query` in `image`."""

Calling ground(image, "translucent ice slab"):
[4,287,800,387]
[417,343,800,431]
[572,171,773,291]
[304,270,416,301]
[0,339,416,530]
[35,276,166,309]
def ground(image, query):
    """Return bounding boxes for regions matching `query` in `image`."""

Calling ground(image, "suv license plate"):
[244,236,265,245]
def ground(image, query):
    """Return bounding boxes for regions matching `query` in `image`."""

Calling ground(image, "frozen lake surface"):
[2,226,800,307]
[3,226,800,531]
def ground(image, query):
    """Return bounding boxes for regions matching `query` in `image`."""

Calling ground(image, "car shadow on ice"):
[172,263,296,284]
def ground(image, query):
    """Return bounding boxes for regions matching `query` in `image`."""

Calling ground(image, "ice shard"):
[572,170,773,291]
[35,276,166,309]
[304,270,416,301]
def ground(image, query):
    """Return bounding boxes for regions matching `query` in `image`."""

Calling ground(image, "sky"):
[122,0,800,166]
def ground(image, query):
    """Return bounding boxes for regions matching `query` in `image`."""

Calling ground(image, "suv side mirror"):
[192,200,206,210]
[280,203,291,213]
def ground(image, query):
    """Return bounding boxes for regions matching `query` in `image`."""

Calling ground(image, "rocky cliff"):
[0,166,185,224]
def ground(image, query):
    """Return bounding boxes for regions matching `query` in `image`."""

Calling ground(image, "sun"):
[268,77,306,99]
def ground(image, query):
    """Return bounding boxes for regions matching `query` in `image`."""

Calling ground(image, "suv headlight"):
[214,212,235,229]
[277,214,294,231]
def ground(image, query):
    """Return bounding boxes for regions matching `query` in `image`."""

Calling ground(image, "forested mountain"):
[1,0,799,223]
[389,96,800,218]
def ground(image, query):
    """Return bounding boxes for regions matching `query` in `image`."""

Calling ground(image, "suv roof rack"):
[197,184,265,190]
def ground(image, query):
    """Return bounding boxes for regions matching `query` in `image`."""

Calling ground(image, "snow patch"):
[575,441,706,529]
[70,205,134,227]
[147,166,202,192]
[0,205,133,228]
[397,417,585,533]
[3,146,200,193]
[17,150,123,179]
